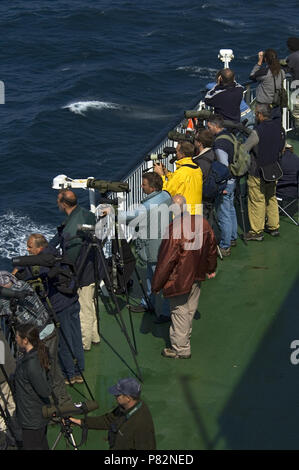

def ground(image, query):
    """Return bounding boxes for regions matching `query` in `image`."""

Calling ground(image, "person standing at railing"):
[124,172,172,323]
[243,103,284,240]
[204,69,244,123]
[284,37,299,129]
[285,37,299,81]
[153,141,203,216]
[50,190,101,352]
[249,49,285,113]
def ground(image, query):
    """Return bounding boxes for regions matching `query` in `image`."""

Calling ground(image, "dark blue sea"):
[0,0,298,267]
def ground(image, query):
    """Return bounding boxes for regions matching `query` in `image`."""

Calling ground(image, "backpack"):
[200,157,231,200]
[272,71,288,108]
[215,134,251,177]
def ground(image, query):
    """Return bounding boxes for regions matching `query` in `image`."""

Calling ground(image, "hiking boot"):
[264,227,280,237]
[161,348,191,359]
[219,247,231,257]
[244,231,264,241]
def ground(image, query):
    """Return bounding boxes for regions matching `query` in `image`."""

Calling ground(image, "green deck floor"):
[47,208,299,450]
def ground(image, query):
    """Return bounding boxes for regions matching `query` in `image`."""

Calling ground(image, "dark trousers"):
[43,329,72,406]
[22,426,49,450]
[56,302,85,380]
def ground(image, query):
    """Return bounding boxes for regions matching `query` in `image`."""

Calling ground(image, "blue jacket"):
[126,190,172,263]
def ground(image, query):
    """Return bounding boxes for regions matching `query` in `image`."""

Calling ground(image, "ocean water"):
[0,0,298,267]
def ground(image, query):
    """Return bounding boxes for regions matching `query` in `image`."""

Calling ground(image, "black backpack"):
[200,157,231,200]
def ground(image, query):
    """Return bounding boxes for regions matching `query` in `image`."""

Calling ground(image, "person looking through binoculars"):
[153,141,203,216]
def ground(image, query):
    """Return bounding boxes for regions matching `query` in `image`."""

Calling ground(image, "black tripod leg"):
[114,238,138,354]
[236,178,248,245]
[96,242,143,382]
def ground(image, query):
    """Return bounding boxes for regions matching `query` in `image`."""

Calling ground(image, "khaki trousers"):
[247,175,280,233]
[77,283,100,350]
[169,282,201,357]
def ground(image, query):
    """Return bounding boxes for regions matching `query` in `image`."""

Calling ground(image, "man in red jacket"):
[152,194,217,359]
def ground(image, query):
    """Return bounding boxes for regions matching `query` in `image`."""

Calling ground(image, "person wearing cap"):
[69,377,156,450]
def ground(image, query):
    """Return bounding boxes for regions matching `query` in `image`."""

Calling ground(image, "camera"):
[144,146,176,162]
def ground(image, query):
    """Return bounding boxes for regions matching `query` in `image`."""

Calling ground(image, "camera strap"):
[179,164,199,169]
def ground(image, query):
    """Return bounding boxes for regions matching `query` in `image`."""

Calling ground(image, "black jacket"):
[13,349,51,430]
[84,400,156,450]
[204,82,244,122]
[193,148,216,182]
[249,117,284,177]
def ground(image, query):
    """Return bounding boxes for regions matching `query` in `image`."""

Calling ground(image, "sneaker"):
[230,240,237,247]
[161,348,191,359]
[74,375,84,384]
[64,377,76,385]
[219,247,231,257]
[244,231,264,241]
[264,228,280,237]
[154,315,171,324]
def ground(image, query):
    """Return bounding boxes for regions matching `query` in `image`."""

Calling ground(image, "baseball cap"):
[108,377,142,398]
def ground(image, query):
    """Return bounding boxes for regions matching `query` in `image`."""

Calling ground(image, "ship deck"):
[48,135,299,451]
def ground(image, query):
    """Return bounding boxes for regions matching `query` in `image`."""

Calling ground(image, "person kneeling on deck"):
[152,195,217,359]
[153,140,203,216]
[69,377,156,450]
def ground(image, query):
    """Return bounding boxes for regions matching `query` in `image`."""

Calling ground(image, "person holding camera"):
[126,172,172,323]
[153,141,203,216]
[250,48,285,107]
[14,234,85,388]
[204,68,244,123]
[69,377,156,450]
[13,323,52,450]
[52,189,101,352]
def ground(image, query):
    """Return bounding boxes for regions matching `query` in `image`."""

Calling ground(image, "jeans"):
[141,262,170,318]
[56,301,85,379]
[215,180,238,249]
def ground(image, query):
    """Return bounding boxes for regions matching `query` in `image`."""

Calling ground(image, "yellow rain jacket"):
[161,157,203,215]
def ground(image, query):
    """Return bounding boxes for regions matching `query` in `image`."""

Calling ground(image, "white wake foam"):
[0,211,56,260]
[63,100,120,115]
[176,66,218,78]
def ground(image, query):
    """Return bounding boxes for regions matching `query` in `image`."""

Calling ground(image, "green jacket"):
[61,205,96,263]
[84,400,156,450]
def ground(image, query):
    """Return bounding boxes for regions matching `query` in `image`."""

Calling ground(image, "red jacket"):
[152,214,217,298]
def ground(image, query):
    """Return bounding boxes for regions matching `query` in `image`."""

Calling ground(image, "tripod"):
[76,210,143,382]
[51,417,78,450]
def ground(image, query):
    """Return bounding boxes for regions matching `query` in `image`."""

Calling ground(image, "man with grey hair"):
[152,194,217,359]
[243,103,285,240]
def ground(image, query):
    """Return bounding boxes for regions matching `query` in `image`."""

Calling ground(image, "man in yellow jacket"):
[153,141,203,215]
